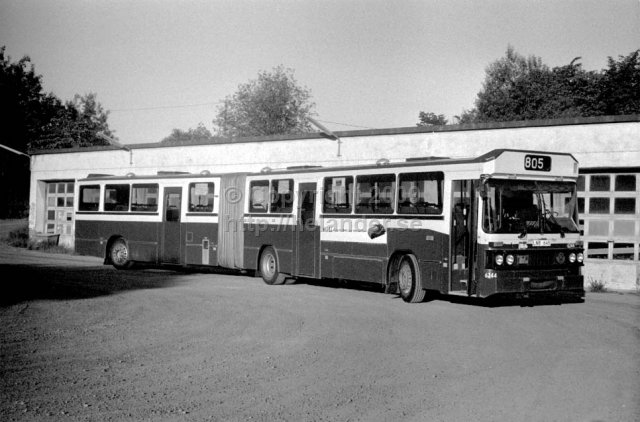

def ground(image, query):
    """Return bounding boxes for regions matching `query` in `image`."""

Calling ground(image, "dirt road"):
[1,244,639,421]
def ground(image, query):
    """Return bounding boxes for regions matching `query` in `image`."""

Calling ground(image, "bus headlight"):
[495,254,504,266]
[555,252,566,264]
[569,253,576,263]
[506,254,515,265]
[577,252,584,263]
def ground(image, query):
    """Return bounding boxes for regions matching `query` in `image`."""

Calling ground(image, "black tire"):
[109,238,133,270]
[259,246,286,285]
[398,254,425,303]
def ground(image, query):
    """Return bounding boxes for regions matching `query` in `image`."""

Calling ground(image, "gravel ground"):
[1,242,639,422]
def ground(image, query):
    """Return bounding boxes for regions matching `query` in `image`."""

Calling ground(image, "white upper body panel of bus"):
[480,149,578,181]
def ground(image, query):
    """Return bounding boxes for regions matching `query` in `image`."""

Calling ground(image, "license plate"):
[532,239,550,247]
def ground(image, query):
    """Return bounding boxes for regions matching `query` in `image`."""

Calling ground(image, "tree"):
[474,46,552,122]
[1,46,51,217]
[161,123,214,145]
[0,46,115,217]
[417,112,448,126]
[30,93,113,150]
[213,65,315,137]
[597,50,640,115]
[452,47,640,124]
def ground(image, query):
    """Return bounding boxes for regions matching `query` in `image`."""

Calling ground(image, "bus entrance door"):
[162,187,182,264]
[295,183,319,278]
[449,180,475,294]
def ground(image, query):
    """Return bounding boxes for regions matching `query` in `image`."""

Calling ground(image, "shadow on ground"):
[296,276,584,307]
[0,264,193,307]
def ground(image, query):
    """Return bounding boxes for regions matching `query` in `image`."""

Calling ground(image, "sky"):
[1,0,639,145]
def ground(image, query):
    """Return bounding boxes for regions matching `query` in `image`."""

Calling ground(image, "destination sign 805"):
[524,154,551,172]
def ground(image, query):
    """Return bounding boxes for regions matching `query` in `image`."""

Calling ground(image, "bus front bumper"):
[480,270,584,297]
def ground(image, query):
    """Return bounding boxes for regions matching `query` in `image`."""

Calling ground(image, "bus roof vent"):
[261,166,272,173]
[86,173,113,178]
[126,172,135,178]
[286,165,323,170]
[157,171,190,175]
[376,158,390,166]
[405,156,449,162]
[200,170,211,176]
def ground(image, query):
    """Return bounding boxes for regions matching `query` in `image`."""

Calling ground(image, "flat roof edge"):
[29,114,640,155]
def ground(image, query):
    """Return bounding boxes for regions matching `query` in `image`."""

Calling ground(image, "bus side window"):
[104,184,130,212]
[270,179,294,213]
[165,193,181,221]
[188,182,214,212]
[79,185,100,211]
[249,180,269,213]
[323,176,353,214]
[131,183,159,212]
[398,172,443,215]
[355,174,395,214]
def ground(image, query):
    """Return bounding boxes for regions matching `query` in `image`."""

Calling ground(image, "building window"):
[614,198,636,214]
[589,198,610,214]
[577,175,585,191]
[355,174,395,214]
[188,182,214,212]
[45,181,75,236]
[612,243,634,260]
[590,175,610,191]
[577,197,585,214]
[587,242,609,259]
[615,175,636,191]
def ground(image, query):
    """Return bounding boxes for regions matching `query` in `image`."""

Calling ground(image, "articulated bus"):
[75,149,585,303]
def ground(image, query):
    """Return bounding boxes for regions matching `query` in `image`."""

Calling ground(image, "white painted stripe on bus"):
[320,216,449,234]
[476,231,582,245]
[75,214,161,222]
[243,215,296,225]
[320,230,388,244]
[183,216,220,224]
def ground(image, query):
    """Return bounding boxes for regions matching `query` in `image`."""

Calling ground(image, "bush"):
[2,224,73,254]
[5,224,29,248]
[27,241,74,254]
[588,277,607,293]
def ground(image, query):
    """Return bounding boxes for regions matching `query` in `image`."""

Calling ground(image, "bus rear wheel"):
[398,254,425,303]
[109,238,133,270]
[259,246,286,285]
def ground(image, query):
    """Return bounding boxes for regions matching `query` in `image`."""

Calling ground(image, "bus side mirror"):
[478,184,488,199]
[368,223,386,239]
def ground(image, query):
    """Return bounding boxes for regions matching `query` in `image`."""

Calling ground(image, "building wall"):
[28,116,640,291]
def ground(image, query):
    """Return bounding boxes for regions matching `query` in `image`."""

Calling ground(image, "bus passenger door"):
[450,180,475,294]
[162,187,182,264]
[295,183,319,278]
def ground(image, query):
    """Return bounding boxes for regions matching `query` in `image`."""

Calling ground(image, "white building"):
[29,115,640,291]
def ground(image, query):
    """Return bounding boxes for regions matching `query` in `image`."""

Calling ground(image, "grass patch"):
[4,224,29,248]
[2,224,74,254]
[588,277,607,293]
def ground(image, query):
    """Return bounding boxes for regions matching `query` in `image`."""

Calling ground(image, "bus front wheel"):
[398,255,425,303]
[109,238,133,270]
[259,246,286,285]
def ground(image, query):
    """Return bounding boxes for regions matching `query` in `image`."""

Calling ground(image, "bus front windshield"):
[482,180,579,235]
